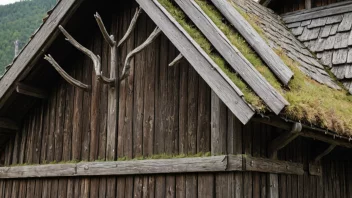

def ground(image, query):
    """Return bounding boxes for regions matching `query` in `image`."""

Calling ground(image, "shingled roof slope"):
[283,1,352,93]
[236,0,340,90]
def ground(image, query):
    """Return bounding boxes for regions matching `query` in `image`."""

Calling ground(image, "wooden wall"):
[270,0,349,14]
[0,1,352,197]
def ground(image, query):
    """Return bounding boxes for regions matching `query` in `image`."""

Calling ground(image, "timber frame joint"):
[269,122,302,159]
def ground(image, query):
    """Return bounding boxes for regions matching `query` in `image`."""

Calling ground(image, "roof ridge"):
[282,1,352,18]
[283,1,352,23]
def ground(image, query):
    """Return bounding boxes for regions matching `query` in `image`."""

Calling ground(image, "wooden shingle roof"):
[283,1,352,93]
[237,0,340,90]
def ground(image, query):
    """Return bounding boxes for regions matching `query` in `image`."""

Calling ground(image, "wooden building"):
[0,0,352,197]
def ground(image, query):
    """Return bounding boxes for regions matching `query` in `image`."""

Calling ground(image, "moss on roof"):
[158,0,352,136]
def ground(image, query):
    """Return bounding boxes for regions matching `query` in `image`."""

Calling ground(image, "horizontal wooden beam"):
[16,83,48,99]
[0,118,18,131]
[244,155,304,175]
[0,155,304,179]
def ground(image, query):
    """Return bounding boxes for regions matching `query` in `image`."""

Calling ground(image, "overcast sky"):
[0,0,21,5]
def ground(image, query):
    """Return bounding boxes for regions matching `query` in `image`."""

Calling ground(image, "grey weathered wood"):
[0,154,308,179]
[0,164,76,178]
[269,122,302,158]
[283,3,352,23]
[268,174,279,198]
[137,0,254,124]
[77,156,228,176]
[338,13,352,32]
[175,0,288,114]
[16,83,48,99]
[227,155,243,171]
[0,0,85,110]
[210,0,293,85]
[314,144,336,163]
[332,49,348,65]
[334,32,349,49]
[326,15,343,24]
[244,155,304,175]
[305,0,312,9]
[0,156,227,179]
[308,17,326,28]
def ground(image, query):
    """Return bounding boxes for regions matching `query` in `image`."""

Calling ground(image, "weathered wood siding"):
[0,2,351,198]
[270,0,349,14]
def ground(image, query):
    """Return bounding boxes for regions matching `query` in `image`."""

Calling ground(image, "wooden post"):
[305,0,312,9]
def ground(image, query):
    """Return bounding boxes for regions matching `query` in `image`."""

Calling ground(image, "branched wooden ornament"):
[94,12,116,47]
[118,7,143,47]
[169,53,184,67]
[44,54,91,91]
[59,25,115,86]
[120,27,162,81]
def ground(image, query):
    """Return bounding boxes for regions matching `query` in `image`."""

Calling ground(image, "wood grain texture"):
[175,0,288,114]
[211,0,293,85]
[138,0,254,124]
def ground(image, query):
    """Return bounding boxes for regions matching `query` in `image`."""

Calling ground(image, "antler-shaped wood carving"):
[118,7,143,47]
[120,27,161,81]
[169,53,184,67]
[44,54,91,91]
[45,12,118,89]
[59,25,115,86]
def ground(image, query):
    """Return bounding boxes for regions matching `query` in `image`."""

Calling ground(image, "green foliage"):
[0,0,56,74]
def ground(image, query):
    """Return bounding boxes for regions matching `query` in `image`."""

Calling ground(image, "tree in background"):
[0,0,56,74]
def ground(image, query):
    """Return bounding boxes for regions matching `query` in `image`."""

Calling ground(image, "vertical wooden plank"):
[4,138,14,198]
[233,117,243,198]
[142,17,158,198]
[305,0,312,8]
[26,111,36,198]
[197,78,212,198]
[260,124,267,198]
[34,106,44,198]
[212,92,229,198]
[253,122,261,198]
[175,56,189,198]
[117,7,134,198]
[72,58,83,161]
[132,7,146,198]
[154,33,168,198]
[243,123,253,198]
[185,64,199,198]
[55,80,66,162]
[57,81,68,198]
[80,31,93,198]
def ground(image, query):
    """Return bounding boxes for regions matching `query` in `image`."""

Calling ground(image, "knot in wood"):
[84,165,89,170]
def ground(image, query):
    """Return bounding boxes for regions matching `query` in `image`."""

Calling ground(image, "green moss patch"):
[158,0,265,111]
[158,0,352,136]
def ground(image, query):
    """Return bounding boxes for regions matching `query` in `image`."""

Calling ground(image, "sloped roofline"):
[0,0,85,110]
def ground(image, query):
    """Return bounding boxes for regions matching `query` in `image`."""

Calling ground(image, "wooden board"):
[175,0,288,114]
[210,0,294,85]
[136,0,255,124]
